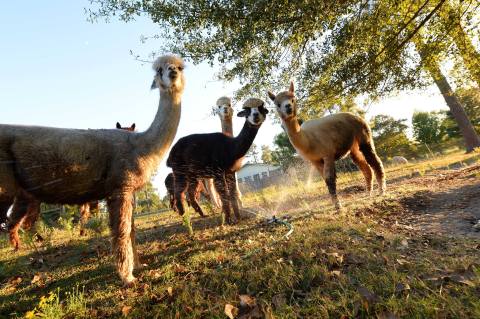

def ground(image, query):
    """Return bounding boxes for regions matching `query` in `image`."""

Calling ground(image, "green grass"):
[1,151,479,318]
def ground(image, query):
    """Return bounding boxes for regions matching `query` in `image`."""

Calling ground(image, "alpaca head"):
[116,122,136,131]
[268,82,297,120]
[151,55,185,93]
[215,96,233,121]
[237,98,269,126]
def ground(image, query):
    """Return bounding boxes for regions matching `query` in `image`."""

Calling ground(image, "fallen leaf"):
[121,305,132,317]
[173,263,188,273]
[448,274,475,287]
[331,270,341,277]
[31,274,41,284]
[396,258,410,266]
[225,304,238,319]
[239,295,256,308]
[326,252,344,264]
[167,286,174,297]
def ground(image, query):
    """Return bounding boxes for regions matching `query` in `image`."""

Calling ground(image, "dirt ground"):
[384,164,480,238]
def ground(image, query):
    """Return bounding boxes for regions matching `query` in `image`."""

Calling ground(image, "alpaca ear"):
[116,122,121,129]
[289,81,294,93]
[131,123,136,130]
[150,79,157,90]
[237,109,248,117]
[260,105,269,115]
[267,91,276,101]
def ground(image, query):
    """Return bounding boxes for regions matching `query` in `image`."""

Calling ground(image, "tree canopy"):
[89,0,479,104]
[89,0,480,150]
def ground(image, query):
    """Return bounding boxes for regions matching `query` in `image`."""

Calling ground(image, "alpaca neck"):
[233,121,260,159]
[220,117,233,137]
[137,90,182,163]
[283,117,309,151]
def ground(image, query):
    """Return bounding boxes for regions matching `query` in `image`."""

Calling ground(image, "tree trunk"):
[413,34,480,153]
[440,2,480,87]
[426,61,480,152]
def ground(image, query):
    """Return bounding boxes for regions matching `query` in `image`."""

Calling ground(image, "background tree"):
[246,143,260,163]
[89,0,480,150]
[270,132,297,170]
[443,86,480,138]
[412,111,446,147]
[135,181,165,214]
[260,145,273,164]
[370,115,418,160]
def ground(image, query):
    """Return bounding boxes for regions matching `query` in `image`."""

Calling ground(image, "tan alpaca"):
[0,55,185,285]
[268,83,386,209]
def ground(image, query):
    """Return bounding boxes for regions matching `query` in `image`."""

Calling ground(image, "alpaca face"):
[237,98,269,126]
[215,96,233,121]
[151,55,185,92]
[268,82,297,120]
[217,103,233,121]
[277,96,296,120]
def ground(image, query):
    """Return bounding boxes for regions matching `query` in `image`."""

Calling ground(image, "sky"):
[0,1,449,196]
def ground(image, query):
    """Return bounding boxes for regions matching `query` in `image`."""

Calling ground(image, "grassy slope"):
[1,151,479,318]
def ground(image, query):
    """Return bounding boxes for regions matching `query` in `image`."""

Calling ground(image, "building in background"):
[237,162,281,191]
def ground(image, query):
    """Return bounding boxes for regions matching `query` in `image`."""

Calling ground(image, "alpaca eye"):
[178,66,184,71]
[158,69,163,76]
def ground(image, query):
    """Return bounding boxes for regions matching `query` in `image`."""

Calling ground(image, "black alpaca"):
[167,98,268,224]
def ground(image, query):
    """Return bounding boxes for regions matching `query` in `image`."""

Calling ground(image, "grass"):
[0,151,479,318]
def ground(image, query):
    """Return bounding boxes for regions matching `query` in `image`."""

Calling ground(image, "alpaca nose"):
[285,104,292,114]
[169,70,178,79]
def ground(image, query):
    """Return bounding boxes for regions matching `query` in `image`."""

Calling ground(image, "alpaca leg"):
[213,175,233,224]
[323,158,342,210]
[360,142,386,194]
[187,180,205,217]
[200,179,212,202]
[8,197,29,250]
[21,199,41,230]
[79,203,90,236]
[205,178,222,209]
[226,173,241,221]
[107,192,136,286]
[350,149,373,195]
[168,194,176,212]
[173,174,187,215]
[235,174,243,209]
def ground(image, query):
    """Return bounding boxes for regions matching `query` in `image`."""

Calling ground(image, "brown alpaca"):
[2,123,138,241]
[79,122,137,236]
[268,82,386,209]
[0,55,185,285]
